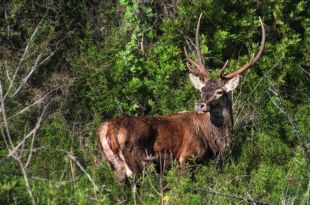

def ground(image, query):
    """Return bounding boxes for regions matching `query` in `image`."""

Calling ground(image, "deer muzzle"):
[195,102,209,113]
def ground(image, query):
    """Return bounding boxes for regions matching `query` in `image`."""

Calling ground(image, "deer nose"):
[195,103,208,112]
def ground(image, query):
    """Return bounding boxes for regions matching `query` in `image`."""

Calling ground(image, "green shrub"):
[0,0,309,204]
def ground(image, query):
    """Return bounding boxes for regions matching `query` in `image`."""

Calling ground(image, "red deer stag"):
[97,14,265,181]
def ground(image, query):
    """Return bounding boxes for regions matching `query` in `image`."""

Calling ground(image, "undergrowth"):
[1,0,310,204]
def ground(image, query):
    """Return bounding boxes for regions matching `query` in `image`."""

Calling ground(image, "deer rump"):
[97,111,232,181]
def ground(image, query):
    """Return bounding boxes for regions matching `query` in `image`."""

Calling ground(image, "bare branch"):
[59,149,103,195]
[3,15,46,101]
[0,86,63,124]
[246,192,257,205]
[298,65,310,77]
[4,45,62,108]
[13,154,36,204]
[193,188,276,205]
[51,160,69,205]
[0,77,14,148]
[24,128,37,168]
[0,100,53,167]
[5,60,12,84]
[264,71,310,164]
[21,145,50,152]
[293,158,310,168]
[19,125,28,158]
[0,171,79,185]
[144,166,161,196]
[0,123,10,149]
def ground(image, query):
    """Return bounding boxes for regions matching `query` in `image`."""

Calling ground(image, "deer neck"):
[199,100,233,155]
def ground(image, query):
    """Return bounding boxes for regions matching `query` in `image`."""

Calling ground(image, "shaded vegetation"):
[0,0,310,204]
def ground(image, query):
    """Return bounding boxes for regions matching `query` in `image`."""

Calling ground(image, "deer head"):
[184,14,265,113]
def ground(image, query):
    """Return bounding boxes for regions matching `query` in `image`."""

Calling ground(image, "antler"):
[219,17,266,81]
[184,13,210,82]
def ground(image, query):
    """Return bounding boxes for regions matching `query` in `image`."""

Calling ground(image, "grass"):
[1,130,309,205]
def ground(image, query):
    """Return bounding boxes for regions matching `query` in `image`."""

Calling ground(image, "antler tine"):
[184,13,210,81]
[185,62,209,81]
[219,60,229,80]
[184,47,200,72]
[251,17,265,65]
[195,13,204,72]
[222,17,266,80]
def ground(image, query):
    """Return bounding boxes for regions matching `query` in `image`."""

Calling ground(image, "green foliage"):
[0,175,19,204]
[1,0,310,204]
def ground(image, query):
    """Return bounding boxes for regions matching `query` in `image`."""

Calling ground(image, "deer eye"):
[217,91,223,95]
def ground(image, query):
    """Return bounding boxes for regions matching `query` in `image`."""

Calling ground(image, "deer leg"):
[179,153,196,176]
[179,157,187,175]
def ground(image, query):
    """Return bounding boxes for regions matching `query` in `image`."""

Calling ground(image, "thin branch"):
[51,160,69,205]
[247,192,257,205]
[141,37,145,56]
[0,124,10,149]
[0,99,51,204]
[268,93,310,148]
[293,158,310,168]
[265,70,310,163]
[298,65,310,77]
[21,145,50,152]
[13,154,36,204]
[19,125,27,159]
[5,60,12,84]
[144,167,161,196]
[159,151,164,205]
[0,77,14,148]
[4,45,62,108]
[59,149,103,195]
[0,100,53,167]
[193,188,277,205]
[3,15,46,101]
[0,86,63,124]
[24,128,37,168]
[58,160,68,185]
[0,171,79,185]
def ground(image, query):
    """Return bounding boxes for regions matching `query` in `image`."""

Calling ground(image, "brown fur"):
[97,82,234,180]
[97,15,265,180]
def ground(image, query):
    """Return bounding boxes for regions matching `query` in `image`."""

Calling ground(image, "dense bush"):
[0,0,310,204]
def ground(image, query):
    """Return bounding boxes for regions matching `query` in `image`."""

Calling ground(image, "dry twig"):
[0,171,78,185]
[298,65,310,77]
[59,149,103,195]
[264,71,310,165]
[193,188,277,205]
[0,12,62,204]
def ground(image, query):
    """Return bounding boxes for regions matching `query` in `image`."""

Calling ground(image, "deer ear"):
[189,73,205,90]
[223,75,239,92]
